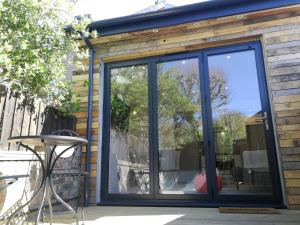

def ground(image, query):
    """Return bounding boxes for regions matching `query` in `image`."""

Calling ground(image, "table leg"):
[6,144,46,225]
[49,177,79,225]
[35,182,47,225]
[47,182,53,225]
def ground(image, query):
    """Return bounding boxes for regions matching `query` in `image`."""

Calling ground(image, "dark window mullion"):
[200,51,218,199]
[150,59,160,198]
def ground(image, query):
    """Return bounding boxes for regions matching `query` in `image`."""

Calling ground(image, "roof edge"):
[87,0,300,36]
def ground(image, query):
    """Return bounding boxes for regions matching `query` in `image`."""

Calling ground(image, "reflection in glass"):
[157,58,206,194]
[108,65,149,194]
[208,50,272,195]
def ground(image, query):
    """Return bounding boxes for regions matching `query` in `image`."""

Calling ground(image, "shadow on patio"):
[35,206,300,225]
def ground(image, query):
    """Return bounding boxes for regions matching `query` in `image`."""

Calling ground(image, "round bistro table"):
[7,135,88,225]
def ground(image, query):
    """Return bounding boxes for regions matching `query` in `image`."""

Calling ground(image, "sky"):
[73,0,207,21]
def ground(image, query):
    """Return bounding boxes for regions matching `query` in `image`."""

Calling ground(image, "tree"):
[213,111,247,160]
[110,62,230,150]
[0,0,94,114]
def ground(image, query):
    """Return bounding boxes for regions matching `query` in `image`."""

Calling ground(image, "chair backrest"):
[51,129,79,137]
[51,129,81,169]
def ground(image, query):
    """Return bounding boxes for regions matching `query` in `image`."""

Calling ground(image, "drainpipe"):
[83,37,95,206]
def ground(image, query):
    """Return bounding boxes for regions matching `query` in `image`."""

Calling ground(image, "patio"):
[20,206,300,225]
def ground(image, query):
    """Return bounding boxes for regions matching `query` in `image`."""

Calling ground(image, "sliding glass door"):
[107,64,150,195]
[102,41,282,205]
[157,58,207,195]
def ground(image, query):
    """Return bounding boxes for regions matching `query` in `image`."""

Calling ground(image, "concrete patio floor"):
[14,206,300,225]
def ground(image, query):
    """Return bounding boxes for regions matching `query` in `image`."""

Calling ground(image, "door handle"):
[256,111,269,130]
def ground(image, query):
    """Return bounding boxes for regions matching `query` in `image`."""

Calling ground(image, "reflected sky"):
[208,50,261,118]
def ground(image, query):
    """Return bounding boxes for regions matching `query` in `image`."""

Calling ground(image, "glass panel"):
[157,58,206,194]
[108,65,149,194]
[208,50,272,195]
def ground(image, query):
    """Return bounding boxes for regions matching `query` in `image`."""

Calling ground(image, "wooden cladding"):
[74,4,300,207]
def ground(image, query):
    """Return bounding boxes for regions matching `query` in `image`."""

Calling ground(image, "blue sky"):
[208,50,262,117]
[73,0,207,21]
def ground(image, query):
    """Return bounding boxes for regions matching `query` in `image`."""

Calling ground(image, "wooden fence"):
[0,85,76,151]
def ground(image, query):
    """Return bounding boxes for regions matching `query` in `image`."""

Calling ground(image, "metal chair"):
[49,129,87,224]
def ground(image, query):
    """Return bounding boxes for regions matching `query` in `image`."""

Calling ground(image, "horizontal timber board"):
[268,53,300,63]
[276,117,300,125]
[279,131,300,139]
[100,36,259,63]
[282,155,300,162]
[279,139,300,148]
[265,33,300,45]
[283,162,300,170]
[275,102,300,111]
[281,147,300,155]
[285,170,300,179]
[271,80,300,90]
[264,27,300,38]
[286,179,300,187]
[266,46,300,57]
[73,111,99,119]
[276,109,300,117]
[287,188,300,195]
[288,195,300,204]
[269,65,300,77]
[269,73,300,83]
[273,94,300,104]
[76,128,98,136]
[278,124,300,132]
[267,58,300,69]
[76,122,98,129]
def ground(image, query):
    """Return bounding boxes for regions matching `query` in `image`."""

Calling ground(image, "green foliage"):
[111,95,130,133]
[0,0,93,114]
[214,111,247,160]
[110,63,230,150]
[110,66,148,135]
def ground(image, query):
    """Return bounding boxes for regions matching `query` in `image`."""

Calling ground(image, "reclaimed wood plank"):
[10,96,25,150]
[264,27,300,38]
[0,92,16,151]
[288,195,300,204]
[266,46,300,57]
[272,80,300,91]
[280,139,300,148]
[279,131,300,139]
[267,58,300,69]
[276,116,300,125]
[283,162,300,170]
[285,171,300,179]
[276,109,300,117]
[36,102,46,135]
[21,100,32,136]
[286,179,300,187]
[281,147,300,155]
[265,33,300,45]
[76,122,98,129]
[278,124,300,132]
[269,65,300,77]
[274,94,300,104]
[282,155,300,162]
[29,100,40,135]
[268,53,300,63]
[287,187,300,195]
[272,88,300,97]
[270,73,300,83]
[0,90,7,124]
[275,102,300,111]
